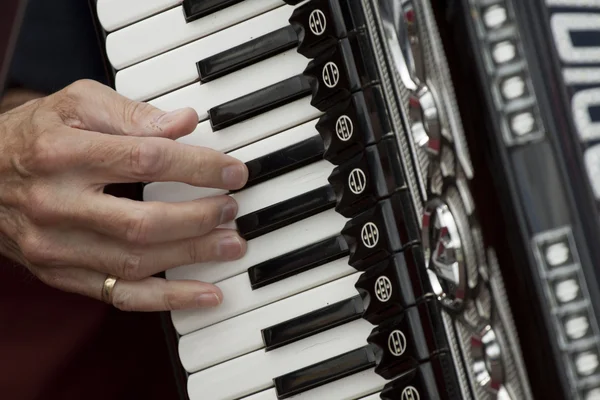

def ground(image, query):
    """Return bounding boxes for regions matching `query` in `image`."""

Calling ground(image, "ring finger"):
[34,265,224,311]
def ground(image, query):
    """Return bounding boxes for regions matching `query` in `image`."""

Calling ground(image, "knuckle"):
[162,291,184,311]
[196,209,212,231]
[121,101,154,133]
[123,101,144,126]
[64,79,98,98]
[112,290,135,312]
[25,186,56,223]
[19,232,51,265]
[128,140,165,180]
[124,207,156,245]
[117,252,144,280]
[185,238,199,264]
[28,129,62,172]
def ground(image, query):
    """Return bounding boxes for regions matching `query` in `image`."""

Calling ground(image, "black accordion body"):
[91,1,600,399]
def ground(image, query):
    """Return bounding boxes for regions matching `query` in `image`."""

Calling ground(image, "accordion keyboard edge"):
[91,0,600,399]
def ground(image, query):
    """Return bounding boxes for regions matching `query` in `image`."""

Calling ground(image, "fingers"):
[110,276,223,311]
[25,228,246,281]
[66,194,239,244]
[56,79,198,140]
[71,132,248,189]
[34,265,223,312]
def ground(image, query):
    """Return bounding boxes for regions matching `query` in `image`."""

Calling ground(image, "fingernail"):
[220,201,238,224]
[195,293,221,307]
[218,236,243,259]
[222,164,248,188]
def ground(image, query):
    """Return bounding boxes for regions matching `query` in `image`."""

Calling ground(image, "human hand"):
[0,80,248,311]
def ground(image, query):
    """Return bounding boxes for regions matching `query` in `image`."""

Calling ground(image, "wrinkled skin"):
[0,80,248,311]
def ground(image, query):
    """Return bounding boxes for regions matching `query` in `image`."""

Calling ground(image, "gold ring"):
[101,275,118,303]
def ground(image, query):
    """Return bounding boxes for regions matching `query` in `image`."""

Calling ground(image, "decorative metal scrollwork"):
[375,0,532,398]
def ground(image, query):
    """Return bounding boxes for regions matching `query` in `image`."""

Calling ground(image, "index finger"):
[71,130,248,190]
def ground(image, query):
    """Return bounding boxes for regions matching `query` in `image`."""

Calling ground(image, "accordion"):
[91,0,600,399]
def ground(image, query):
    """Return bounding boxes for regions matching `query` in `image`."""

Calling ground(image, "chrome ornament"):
[374,0,533,398]
[378,0,441,156]
[423,199,467,310]
[471,325,505,394]
[409,85,441,156]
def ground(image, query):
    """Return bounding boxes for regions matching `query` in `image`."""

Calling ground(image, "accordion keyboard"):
[95,1,534,399]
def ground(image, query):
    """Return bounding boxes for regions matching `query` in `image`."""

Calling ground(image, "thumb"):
[58,79,199,139]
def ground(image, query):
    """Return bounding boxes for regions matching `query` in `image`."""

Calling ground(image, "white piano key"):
[165,208,348,284]
[243,390,275,400]
[241,369,385,400]
[115,5,296,101]
[96,0,180,33]
[234,159,332,217]
[172,256,354,335]
[359,393,383,400]
[143,180,224,204]
[224,119,318,167]
[292,368,385,400]
[177,97,321,154]
[186,318,373,400]
[106,0,284,70]
[148,50,307,120]
[178,273,360,372]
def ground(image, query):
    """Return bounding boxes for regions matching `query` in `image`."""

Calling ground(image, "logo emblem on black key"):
[336,115,354,141]
[309,9,327,36]
[387,329,406,356]
[322,62,340,88]
[361,221,379,248]
[348,168,367,194]
[375,276,392,302]
[401,386,420,400]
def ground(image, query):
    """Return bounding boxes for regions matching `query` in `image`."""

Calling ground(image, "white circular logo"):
[322,62,340,88]
[375,276,392,302]
[336,115,353,141]
[401,386,420,400]
[309,9,327,36]
[361,222,379,248]
[348,168,366,194]
[388,329,407,356]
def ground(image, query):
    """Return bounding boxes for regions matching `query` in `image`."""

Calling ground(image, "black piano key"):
[303,32,379,111]
[288,0,367,59]
[317,85,392,165]
[262,295,363,351]
[243,135,325,190]
[341,190,420,271]
[380,353,462,400]
[197,26,298,83]
[328,137,406,217]
[355,248,431,325]
[288,0,346,59]
[248,235,349,290]
[273,345,377,399]
[183,0,243,23]
[209,74,312,131]
[367,297,449,380]
[237,185,336,241]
